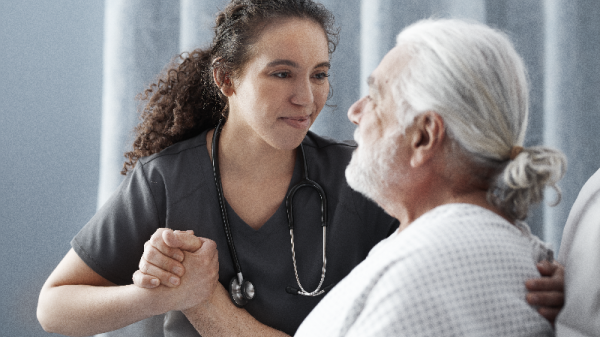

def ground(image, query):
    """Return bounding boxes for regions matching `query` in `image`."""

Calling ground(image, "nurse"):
[38,1,396,336]
[37,0,564,336]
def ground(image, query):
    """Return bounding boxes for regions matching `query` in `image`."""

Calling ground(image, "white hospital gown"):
[556,168,600,336]
[296,203,555,337]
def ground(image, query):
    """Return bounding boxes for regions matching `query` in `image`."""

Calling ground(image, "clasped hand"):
[133,228,566,326]
[133,228,219,312]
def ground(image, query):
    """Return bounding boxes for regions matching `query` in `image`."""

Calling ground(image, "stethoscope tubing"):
[285,144,328,229]
[211,119,329,304]
[211,120,244,278]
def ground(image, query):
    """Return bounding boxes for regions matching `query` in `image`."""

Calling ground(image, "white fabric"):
[296,203,555,337]
[556,168,600,337]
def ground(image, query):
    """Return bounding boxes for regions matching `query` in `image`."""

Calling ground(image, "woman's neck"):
[206,122,297,181]
[205,121,298,230]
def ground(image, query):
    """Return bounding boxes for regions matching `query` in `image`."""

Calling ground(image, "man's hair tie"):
[510,146,524,160]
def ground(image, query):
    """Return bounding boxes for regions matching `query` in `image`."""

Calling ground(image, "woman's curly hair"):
[122,0,338,175]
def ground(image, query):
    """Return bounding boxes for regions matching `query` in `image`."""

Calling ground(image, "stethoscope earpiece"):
[229,276,255,308]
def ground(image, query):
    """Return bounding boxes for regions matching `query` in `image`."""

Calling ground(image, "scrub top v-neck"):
[72,129,398,336]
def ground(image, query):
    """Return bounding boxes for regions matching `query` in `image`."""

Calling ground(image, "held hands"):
[525,260,565,326]
[135,229,565,325]
[133,228,219,311]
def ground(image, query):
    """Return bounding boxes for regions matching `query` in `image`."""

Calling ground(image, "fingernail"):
[151,278,159,286]
[174,253,184,262]
[172,266,183,276]
[170,276,180,285]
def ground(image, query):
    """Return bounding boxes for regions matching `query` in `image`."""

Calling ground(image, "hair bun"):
[491,146,567,220]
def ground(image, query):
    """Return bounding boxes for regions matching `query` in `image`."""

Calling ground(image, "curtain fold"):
[97,0,180,209]
[544,0,600,251]
[97,1,180,335]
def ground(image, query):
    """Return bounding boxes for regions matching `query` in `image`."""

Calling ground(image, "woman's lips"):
[280,115,311,129]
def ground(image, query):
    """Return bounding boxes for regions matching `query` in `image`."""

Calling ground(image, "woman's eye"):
[314,72,330,80]
[273,72,290,79]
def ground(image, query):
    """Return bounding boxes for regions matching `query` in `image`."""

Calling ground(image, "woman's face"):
[225,18,330,150]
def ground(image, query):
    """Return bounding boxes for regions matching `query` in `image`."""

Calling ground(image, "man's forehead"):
[373,47,408,87]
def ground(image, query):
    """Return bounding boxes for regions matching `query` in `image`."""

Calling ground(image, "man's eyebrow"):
[367,75,379,93]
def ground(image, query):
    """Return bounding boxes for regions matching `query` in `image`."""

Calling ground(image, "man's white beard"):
[345,129,399,205]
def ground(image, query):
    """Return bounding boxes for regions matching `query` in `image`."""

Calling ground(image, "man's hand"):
[133,229,206,289]
[525,260,565,326]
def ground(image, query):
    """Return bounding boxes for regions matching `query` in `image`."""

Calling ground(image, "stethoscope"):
[211,119,329,307]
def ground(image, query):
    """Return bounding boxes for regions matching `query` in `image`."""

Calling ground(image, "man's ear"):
[213,67,234,97]
[409,111,445,168]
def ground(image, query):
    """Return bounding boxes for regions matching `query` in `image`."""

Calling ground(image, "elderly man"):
[294,19,566,336]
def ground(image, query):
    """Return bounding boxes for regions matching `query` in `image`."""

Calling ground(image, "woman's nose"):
[347,96,366,125]
[291,79,314,106]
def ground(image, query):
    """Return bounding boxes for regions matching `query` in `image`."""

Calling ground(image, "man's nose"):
[348,96,367,125]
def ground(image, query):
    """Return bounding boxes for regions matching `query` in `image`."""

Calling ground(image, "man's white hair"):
[391,19,566,220]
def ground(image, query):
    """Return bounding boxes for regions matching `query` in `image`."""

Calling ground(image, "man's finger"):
[149,229,185,262]
[526,291,565,307]
[142,243,185,278]
[536,260,558,276]
[163,229,203,252]
[525,277,563,292]
[138,257,182,288]
[132,270,160,289]
[174,229,194,235]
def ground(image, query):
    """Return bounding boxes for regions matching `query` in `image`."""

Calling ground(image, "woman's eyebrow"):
[266,59,299,68]
[265,60,331,69]
[315,61,331,69]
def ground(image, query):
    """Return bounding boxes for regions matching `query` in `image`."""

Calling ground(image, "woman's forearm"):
[37,283,167,336]
[37,249,175,336]
[183,283,290,337]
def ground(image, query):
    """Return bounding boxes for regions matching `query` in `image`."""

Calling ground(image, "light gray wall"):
[0,1,103,335]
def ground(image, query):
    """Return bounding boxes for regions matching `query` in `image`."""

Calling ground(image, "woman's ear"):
[410,111,445,168]
[213,67,234,97]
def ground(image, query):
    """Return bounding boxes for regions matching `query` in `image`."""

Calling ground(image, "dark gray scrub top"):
[72,129,398,336]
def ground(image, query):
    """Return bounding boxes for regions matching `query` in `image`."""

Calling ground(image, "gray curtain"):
[97,0,180,335]
[97,0,600,335]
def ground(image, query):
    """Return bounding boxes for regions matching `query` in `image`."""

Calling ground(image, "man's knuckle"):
[139,260,148,273]
[150,234,162,246]
[147,247,162,261]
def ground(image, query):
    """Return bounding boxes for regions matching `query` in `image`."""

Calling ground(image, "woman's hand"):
[163,235,219,311]
[525,260,565,326]
[133,228,199,288]
[133,228,220,311]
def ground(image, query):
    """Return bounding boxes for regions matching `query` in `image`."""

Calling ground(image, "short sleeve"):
[71,162,162,285]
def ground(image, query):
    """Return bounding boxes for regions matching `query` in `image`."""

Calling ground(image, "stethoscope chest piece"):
[229,275,255,308]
